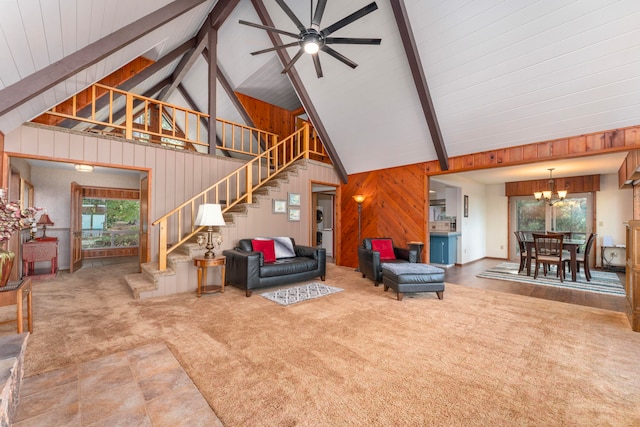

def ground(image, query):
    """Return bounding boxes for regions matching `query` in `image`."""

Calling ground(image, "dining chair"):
[564,232,597,281]
[532,233,565,282]
[514,231,531,273]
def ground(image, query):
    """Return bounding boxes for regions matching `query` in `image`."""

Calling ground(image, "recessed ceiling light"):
[75,164,94,172]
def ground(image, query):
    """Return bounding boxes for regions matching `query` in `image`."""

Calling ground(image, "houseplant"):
[0,199,40,288]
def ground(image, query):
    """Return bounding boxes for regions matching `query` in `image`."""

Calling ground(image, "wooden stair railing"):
[152,123,325,271]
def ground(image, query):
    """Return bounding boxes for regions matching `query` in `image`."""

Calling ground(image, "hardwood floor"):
[444,258,627,313]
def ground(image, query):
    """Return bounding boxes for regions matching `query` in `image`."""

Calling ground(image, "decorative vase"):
[0,249,15,288]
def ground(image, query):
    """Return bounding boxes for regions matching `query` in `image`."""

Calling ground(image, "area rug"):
[260,283,343,306]
[477,262,625,296]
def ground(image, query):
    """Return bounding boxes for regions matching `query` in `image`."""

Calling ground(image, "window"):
[81,198,140,249]
[511,193,592,257]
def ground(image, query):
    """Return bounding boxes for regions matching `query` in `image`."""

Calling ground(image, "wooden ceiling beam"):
[251,0,348,184]
[390,0,449,171]
[158,0,239,102]
[0,0,207,117]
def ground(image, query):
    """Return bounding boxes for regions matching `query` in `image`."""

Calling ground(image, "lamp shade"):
[352,194,366,204]
[195,204,226,227]
[37,213,54,226]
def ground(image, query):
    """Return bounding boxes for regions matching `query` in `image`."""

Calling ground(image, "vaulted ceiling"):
[1,0,639,182]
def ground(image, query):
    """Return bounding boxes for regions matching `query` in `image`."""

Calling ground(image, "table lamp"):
[37,212,54,239]
[194,204,226,258]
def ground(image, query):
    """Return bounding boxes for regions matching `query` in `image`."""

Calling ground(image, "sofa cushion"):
[371,239,396,260]
[255,236,296,259]
[260,257,318,278]
[252,239,276,263]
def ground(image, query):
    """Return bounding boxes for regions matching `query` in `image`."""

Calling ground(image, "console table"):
[193,256,226,298]
[22,238,58,280]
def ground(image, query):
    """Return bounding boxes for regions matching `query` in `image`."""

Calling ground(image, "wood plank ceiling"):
[0,0,639,182]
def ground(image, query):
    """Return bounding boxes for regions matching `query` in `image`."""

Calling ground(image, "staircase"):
[124,161,305,299]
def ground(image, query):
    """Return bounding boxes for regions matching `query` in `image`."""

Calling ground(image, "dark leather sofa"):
[358,237,418,285]
[223,238,326,296]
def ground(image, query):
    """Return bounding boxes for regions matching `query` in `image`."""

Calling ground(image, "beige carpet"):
[2,260,640,426]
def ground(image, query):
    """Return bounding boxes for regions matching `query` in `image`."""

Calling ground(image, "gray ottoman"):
[381,263,445,301]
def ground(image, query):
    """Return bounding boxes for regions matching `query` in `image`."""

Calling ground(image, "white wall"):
[595,173,632,266]
[484,183,509,260]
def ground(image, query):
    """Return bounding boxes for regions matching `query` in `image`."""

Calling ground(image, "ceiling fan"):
[239,0,381,78]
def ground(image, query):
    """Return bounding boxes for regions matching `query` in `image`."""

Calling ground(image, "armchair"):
[358,238,418,286]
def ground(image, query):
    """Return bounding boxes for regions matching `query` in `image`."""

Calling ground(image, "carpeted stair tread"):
[124,273,156,299]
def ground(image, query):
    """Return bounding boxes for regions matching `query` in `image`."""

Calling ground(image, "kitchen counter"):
[430,231,461,236]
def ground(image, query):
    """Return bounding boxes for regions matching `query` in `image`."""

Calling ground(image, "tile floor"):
[12,342,222,426]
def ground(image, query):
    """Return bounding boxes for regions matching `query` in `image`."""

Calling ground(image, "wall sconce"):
[195,204,226,258]
[75,164,94,172]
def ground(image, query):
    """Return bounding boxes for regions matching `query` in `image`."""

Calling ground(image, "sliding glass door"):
[511,193,592,258]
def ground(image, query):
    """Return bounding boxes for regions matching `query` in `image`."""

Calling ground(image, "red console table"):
[22,238,58,280]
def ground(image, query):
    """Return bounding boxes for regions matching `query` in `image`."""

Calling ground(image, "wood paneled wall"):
[236,92,296,140]
[341,163,428,267]
[505,175,600,196]
[425,126,640,175]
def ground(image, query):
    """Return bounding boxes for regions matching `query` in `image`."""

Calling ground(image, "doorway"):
[311,183,337,262]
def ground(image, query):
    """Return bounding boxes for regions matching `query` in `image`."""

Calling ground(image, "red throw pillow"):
[252,239,276,263]
[371,239,396,260]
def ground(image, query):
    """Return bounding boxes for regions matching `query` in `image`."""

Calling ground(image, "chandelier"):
[534,168,568,206]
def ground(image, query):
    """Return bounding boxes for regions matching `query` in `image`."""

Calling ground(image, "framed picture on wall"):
[273,199,286,214]
[288,207,301,221]
[288,192,301,206]
[464,195,469,218]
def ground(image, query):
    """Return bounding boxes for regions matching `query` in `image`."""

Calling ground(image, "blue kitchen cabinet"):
[429,234,458,264]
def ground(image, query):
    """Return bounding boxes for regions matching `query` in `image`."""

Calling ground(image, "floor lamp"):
[353,194,366,272]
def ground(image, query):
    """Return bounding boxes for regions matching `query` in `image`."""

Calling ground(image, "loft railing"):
[152,123,325,270]
[40,83,210,148]
[35,83,280,154]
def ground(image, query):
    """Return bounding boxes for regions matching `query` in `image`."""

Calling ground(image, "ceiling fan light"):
[304,40,320,54]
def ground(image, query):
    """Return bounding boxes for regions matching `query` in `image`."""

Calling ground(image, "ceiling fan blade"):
[239,20,300,39]
[250,41,300,56]
[275,0,306,33]
[312,54,323,78]
[312,0,327,28]
[320,46,358,69]
[281,48,305,74]
[324,37,382,45]
[321,2,378,37]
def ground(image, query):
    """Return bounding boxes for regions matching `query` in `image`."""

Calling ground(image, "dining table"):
[523,238,585,282]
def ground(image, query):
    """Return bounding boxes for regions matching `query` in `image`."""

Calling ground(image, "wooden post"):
[125,93,133,140]
[245,164,253,205]
[158,219,167,271]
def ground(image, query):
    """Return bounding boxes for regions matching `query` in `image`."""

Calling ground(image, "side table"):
[407,241,424,263]
[193,256,226,298]
[0,278,33,333]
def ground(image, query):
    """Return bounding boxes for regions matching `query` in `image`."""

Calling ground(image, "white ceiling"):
[0,0,639,184]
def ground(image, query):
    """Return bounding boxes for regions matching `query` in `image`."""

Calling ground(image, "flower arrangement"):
[0,201,41,241]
